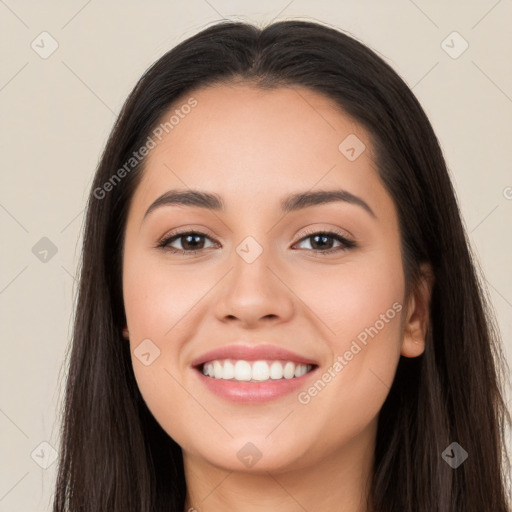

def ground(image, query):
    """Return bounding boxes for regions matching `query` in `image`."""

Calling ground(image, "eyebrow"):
[143,188,376,221]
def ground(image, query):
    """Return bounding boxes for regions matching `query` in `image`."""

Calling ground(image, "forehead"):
[130,83,390,219]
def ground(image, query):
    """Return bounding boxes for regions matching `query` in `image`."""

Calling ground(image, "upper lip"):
[190,344,319,368]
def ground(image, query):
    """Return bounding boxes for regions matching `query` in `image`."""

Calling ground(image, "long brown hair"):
[53,19,511,511]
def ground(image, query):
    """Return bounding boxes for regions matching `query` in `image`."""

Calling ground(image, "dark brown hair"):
[53,19,511,511]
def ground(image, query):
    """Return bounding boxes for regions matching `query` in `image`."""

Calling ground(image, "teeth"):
[234,360,252,381]
[251,361,269,381]
[223,360,235,379]
[270,361,283,379]
[201,359,314,382]
[213,361,223,379]
[284,361,295,379]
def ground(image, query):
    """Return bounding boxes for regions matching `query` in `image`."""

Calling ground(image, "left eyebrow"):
[142,187,376,222]
[280,189,376,218]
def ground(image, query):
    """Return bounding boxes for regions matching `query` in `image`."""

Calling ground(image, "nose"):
[213,248,295,328]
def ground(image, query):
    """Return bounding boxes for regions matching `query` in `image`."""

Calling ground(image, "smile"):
[193,360,319,403]
[201,359,315,382]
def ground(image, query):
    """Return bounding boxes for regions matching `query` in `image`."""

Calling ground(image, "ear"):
[122,326,130,340]
[401,263,435,358]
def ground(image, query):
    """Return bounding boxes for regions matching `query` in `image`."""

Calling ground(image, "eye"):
[293,229,356,254]
[157,230,218,254]
[156,228,356,256]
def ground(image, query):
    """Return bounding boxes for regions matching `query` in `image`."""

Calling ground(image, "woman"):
[53,19,511,511]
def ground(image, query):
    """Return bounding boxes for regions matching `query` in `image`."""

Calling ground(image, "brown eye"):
[294,231,356,254]
[158,231,217,254]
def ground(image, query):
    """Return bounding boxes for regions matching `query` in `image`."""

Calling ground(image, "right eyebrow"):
[143,189,224,222]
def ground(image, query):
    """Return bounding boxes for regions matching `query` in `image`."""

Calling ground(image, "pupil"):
[183,234,203,250]
[312,234,332,250]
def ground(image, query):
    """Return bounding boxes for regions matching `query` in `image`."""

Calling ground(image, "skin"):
[122,83,433,512]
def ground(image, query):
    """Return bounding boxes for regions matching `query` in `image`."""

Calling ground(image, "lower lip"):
[193,366,319,403]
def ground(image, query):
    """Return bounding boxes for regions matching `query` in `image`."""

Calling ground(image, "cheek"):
[122,252,207,447]
[278,259,406,467]
[296,248,404,347]
[123,250,203,340]
[122,250,224,379]
[293,253,405,430]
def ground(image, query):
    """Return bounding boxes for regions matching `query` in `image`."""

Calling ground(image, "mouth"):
[192,360,320,403]
[190,343,320,402]
[194,359,319,383]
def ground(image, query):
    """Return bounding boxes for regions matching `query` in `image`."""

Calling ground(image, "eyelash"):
[156,228,357,256]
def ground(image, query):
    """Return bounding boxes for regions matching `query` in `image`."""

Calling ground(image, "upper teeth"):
[202,359,313,381]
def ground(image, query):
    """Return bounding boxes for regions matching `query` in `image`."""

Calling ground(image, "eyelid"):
[296,225,354,241]
[157,225,218,244]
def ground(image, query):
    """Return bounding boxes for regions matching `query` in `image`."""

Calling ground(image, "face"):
[122,83,425,474]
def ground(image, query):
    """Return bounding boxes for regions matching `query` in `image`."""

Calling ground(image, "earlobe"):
[401,332,425,358]
[400,263,435,358]
[122,326,130,340]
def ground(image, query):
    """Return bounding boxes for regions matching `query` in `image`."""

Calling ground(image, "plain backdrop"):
[0,1,511,510]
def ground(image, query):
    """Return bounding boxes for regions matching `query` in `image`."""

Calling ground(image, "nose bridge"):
[230,233,276,298]
[212,232,294,324]
[226,207,276,274]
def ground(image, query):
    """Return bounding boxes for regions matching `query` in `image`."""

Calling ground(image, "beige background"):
[1,1,511,510]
